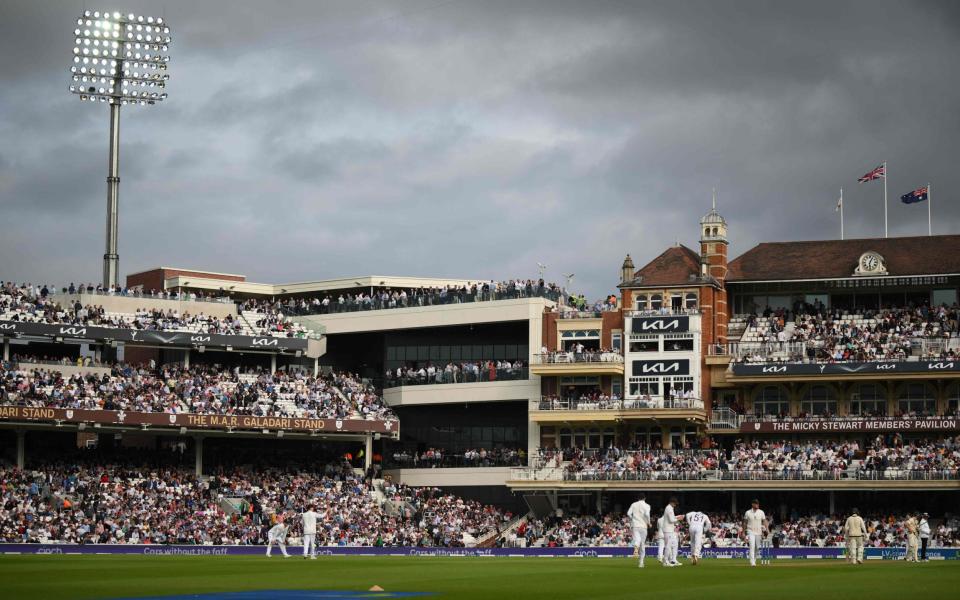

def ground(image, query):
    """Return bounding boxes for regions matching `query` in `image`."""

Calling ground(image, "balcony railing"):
[742,414,956,424]
[710,407,745,430]
[285,286,564,316]
[555,310,615,319]
[384,453,525,469]
[722,337,960,364]
[537,396,704,411]
[383,367,528,388]
[531,352,623,365]
[509,468,960,482]
[626,309,701,317]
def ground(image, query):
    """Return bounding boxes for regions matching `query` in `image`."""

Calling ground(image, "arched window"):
[602,428,616,449]
[573,428,587,448]
[559,428,572,448]
[588,428,602,449]
[635,294,648,311]
[801,385,837,417]
[947,383,960,416]
[650,294,663,311]
[898,383,936,416]
[754,385,789,417]
[684,293,698,310]
[850,383,888,416]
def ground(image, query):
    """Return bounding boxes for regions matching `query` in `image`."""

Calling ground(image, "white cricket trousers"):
[747,532,761,566]
[690,530,703,559]
[632,527,647,564]
[266,537,288,556]
[303,533,316,557]
[665,532,679,564]
[657,536,665,562]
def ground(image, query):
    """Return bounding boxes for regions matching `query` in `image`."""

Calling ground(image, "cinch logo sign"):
[633,316,689,333]
[632,360,690,375]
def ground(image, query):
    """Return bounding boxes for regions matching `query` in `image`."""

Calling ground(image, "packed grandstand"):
[3,229,960,558]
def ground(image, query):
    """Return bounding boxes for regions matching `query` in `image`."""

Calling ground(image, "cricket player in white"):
[685,510,711,565]
[266,520,290,557]
[743,499,768,567]
[662,497,684,567]
[626,493,652,567]
[656,515,666,564]
[302,504,320,559]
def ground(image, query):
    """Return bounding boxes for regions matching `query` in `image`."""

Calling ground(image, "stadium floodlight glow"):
[68,11,171,288]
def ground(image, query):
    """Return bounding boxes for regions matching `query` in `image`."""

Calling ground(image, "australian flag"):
[900,185,929,204]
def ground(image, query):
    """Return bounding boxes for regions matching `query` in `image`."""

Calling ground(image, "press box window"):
[630,340,659,353]
[664,338,694,352]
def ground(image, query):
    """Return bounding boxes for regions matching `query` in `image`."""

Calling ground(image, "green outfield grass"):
[0,555,957,600]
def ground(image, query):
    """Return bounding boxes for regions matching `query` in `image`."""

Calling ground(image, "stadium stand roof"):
[727,234,960,282]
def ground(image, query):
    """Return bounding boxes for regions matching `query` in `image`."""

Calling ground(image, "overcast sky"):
[1,1,958,297]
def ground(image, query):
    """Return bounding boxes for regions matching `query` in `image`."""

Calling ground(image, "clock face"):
[861,253,880,271]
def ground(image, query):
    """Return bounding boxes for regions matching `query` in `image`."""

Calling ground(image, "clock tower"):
[699,192,729,346]
[699,191,728,283]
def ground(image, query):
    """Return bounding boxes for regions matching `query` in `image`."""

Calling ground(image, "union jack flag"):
[858,164,885,183]
[900,185,929,204]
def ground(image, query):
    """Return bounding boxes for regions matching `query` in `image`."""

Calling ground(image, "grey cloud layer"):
[0,0,958,295]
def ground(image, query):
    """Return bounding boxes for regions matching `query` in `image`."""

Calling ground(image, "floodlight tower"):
[69,10,171,288]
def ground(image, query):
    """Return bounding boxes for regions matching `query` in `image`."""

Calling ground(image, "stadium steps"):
[370,478,387,505]
[220,497,244,515]
[476,514,530,548]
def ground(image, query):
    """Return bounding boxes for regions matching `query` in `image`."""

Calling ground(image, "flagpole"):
[883,161,888,238]
[928,182,932,236]
[840,187,844,240]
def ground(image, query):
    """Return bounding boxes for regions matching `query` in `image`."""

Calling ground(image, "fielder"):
[685,509,712,565]
[742,498,768,567]
[302,503,320,559]
[662,497,684,567]
[626,493,652,568]
[266,520,290,558]
[843,507,866,565]
[656,515,666,564]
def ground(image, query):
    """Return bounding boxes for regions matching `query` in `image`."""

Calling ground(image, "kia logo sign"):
[251,338,279,347]
[632,359,690,375]
[58,327,87,336]
[761,366,787,373]
[633,316,689,333]
[190,336,211,342]
[641,319,680,331]
[928,362,955,370]
[0,324,15,330]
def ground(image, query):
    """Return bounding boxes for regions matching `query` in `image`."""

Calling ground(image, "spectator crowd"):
[0,458,511,546]
[0,363,397,422]
[534,437,960,481]
[1,282,311,338]
[384,360,526,387]
[735,304,960,364]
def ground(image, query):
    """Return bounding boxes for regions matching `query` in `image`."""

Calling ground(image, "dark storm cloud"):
[1,0,958,297]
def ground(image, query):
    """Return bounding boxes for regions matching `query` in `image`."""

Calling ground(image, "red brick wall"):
[126,268,246,293]
[542,312,558,352]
